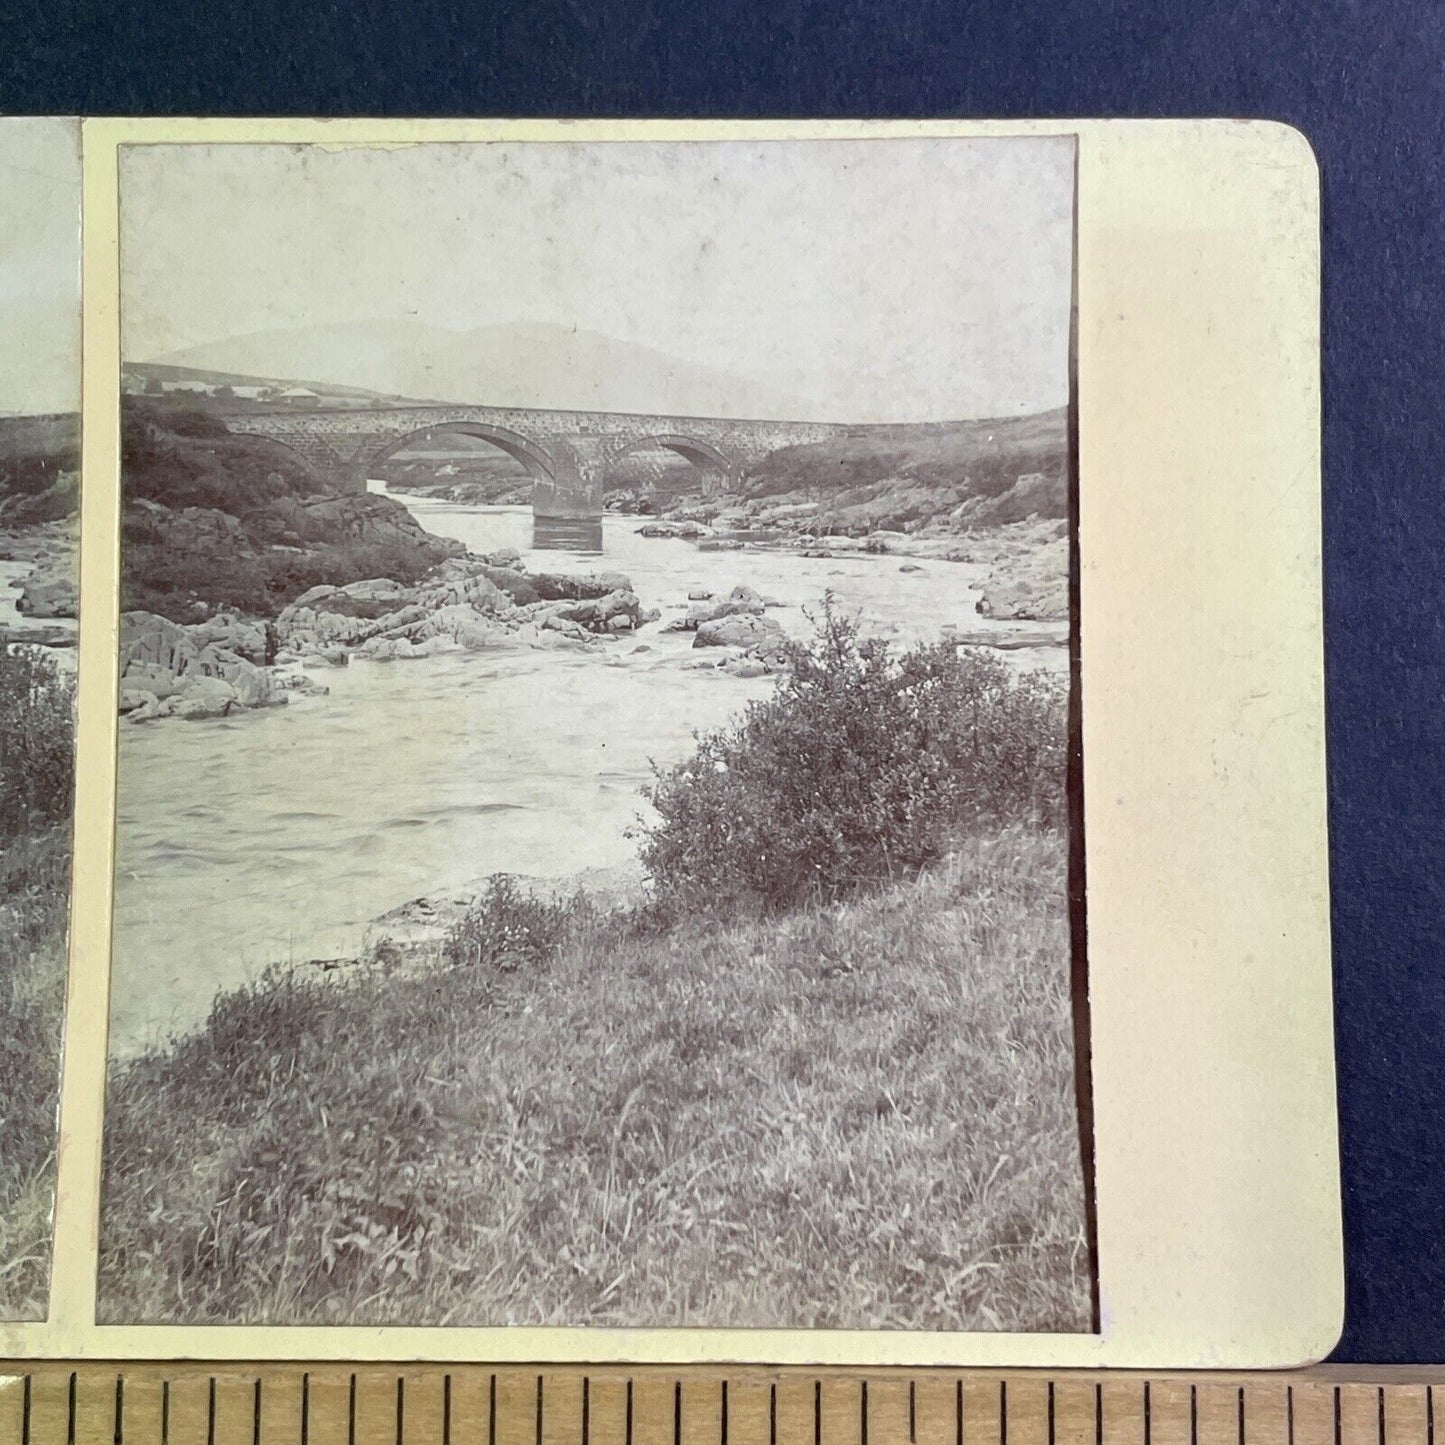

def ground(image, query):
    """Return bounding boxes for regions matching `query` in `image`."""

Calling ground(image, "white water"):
[109,495,1050,1056]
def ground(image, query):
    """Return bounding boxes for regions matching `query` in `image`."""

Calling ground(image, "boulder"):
[189,612,269,663]
[123,697,167,724]
[528,569,634,602]
[454,616,517,651]
[17,562,78,619]
[685,598,759,628]
[173,675,238,719]
[485,547,523,569]
[637,519,712,539]
[224,658,277,707]
[118,688,158,715]
[681,584,768,629]
[265,493,465,564]
[975,576,1068,622]
[272,669,330,696]
[693,613,786,651]
[414,571,511,613]
[338,577,410,606]
[687,588,714,601]
[120,659,186,700]
[120,611,200,682]
[548,588,644,634]
[899,562,925,574]
[478,566,539,606]
[541,613,591,641]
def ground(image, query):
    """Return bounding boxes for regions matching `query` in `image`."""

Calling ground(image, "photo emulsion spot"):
[0,116,81,1321]
[97,135,1094,1331]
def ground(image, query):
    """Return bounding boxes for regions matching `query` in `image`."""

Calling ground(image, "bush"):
[444,876,597,974]
[640,601,1068,918]
[0,647,76,841]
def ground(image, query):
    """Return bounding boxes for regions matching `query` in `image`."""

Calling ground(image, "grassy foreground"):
[0,645,76,1320]
[98,823,1089,1330]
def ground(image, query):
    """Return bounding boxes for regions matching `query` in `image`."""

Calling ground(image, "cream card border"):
[1,117,1338,1368]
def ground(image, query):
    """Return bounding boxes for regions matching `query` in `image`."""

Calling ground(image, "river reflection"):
[533,515,604,552]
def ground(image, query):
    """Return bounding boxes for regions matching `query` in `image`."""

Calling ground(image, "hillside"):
[146,320,824,420]
[120,401,462,621]
[127,362,412,405]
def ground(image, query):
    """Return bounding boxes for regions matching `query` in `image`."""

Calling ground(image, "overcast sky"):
[122,136,1075,422]
[0,118,81,416]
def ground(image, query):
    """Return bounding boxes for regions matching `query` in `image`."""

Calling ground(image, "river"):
[108,493,1056,1057]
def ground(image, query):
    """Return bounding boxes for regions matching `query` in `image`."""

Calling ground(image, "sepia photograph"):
[96,135,1093,1332]
[0,116,81,1321]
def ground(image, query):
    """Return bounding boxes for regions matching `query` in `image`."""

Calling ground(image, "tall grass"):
[0,646,76,1319]
[99,825,1088,1330]
[98,610,1087,1329]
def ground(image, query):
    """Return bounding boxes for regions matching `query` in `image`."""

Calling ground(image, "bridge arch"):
[356,421,559,484]
[225,430,342,484]
[603,433,737,497]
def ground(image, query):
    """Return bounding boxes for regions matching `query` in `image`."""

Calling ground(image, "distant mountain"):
[143,321,825,421]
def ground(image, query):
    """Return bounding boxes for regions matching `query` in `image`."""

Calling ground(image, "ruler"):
[1,1369,1442,1445]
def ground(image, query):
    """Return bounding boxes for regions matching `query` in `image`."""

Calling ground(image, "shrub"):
[0,647,76,840]
[444,876,597,974]
[640,600,1068,918]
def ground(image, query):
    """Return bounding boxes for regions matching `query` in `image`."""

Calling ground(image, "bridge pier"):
[531,445,604,521]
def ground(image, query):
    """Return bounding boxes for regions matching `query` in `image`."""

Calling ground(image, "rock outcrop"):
[693,612,786,653]
[17,558,78,619]
[118,552,657,721]
[974,536,1069,623]
[119,610,283,720]
[666,584,772,633]
[636,519,712,539]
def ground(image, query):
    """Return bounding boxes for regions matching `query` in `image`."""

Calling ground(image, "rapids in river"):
[108,492,1054,1056]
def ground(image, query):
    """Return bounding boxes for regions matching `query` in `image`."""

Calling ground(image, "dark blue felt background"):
[2,0,1441,1365]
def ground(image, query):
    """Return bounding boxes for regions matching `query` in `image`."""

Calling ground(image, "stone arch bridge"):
[224,404,849,517]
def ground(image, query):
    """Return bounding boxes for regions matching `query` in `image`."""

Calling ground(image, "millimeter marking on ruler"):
[8,1370,1445,1445]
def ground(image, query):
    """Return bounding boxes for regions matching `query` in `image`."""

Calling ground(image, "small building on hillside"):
[163,379,214,396]
[278,386,320,408]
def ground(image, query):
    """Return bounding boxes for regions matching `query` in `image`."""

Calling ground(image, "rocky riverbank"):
[117,547,667,722]
[629,512,1071,625]
[0,520,80,651]
[0,518,79,618]
[608,405,1072,627]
